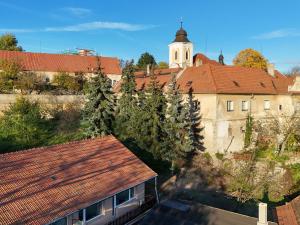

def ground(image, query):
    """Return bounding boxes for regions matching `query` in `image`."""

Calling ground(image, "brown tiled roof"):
[276,196,300,225]
[177,64,293,94]
[193,53,221,66]
[0,135,157,225]
[0,50,122,74]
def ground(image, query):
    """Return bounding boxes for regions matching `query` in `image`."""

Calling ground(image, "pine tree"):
[187,87,204,152]
[114,61,138,140]
[82,57,115,138]
[162,75,193,170]
[142,73,167,158]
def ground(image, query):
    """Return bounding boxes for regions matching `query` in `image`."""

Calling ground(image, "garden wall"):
[0,94,85,113]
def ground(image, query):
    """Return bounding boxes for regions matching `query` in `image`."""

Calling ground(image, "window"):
[279,105,282,111]
[227,101,234,111]
[130,187,135,198]
[241,101,249,111]
[50,218,67,225]
[186,51,189,60]
[86,202,103,221]
[296,102,300,111]
[175,51,178,60]
[116,187,135,206]
[264,100,270,110]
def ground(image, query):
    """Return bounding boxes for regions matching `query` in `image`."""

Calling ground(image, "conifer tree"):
[115,61,137,140]
[82,57,115,138]
[187,87,204,152]
[162,75,193,170]
[143,73,167,157]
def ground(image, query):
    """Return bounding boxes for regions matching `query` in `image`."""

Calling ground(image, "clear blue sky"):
[1,0,300,72]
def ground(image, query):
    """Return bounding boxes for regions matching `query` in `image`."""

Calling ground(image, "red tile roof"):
[0,135,157,225]
[193,53,221,66]
[177,64,294,94]
[0,50,122,74]
[276,196,300,225]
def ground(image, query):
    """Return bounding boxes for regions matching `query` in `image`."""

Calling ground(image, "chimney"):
[195,59,202,67]
[267,63,275,77]
[257,203,268,225]
[146,64,151,75]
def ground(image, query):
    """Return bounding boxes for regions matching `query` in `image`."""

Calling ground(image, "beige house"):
[127,25,300,153]
[0,50,122,86]
[0,135,158,225]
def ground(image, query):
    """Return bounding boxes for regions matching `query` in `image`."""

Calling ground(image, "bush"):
[289,163,300,184]
[215,152,224,160]
[53,72,83,92]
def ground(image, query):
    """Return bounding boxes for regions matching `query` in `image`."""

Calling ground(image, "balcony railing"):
[106,195,156,225]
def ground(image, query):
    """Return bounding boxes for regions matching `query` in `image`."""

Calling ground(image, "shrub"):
[215,152,224,160]
[53,72,82,92]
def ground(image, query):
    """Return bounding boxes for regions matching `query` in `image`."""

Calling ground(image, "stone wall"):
[0,94,85,113]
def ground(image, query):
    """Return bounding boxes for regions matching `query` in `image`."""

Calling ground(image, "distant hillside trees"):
[157,61,169,69]
[233,48,268,71]
[0,33,23,51]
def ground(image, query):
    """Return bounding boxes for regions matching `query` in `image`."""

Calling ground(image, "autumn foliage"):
[233,48,268,71]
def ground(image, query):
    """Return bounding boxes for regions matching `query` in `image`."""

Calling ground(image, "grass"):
[255,147,290,165]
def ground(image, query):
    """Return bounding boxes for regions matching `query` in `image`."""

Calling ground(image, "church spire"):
[218,50,225,65]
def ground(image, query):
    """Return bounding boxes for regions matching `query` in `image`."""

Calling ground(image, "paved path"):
[138,200,278,225]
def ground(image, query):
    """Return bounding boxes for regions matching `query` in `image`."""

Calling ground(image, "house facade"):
[123,25,300,153]
[0,50,122,86]
[0,135,158,225]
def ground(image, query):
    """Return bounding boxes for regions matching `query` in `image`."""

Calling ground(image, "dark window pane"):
[130,187,134,198]
[79,209,83,221]
[86,202,102,221]
[50,218,67,225]
[116,189,129,205]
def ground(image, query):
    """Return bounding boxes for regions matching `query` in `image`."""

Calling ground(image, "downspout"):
[154,176,160,204]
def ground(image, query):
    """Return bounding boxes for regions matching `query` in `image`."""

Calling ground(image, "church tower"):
[169,23,193,68]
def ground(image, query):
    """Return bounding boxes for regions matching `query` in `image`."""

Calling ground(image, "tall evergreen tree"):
[187,87,204,152]
[114,61,138,140]
[142,73,167,158]
[82,57,115,138]
[162,75,193,170]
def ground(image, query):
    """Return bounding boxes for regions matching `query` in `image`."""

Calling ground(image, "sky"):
[0,0,300,72]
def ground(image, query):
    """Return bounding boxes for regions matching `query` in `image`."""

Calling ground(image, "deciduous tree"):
[233,48,268,71]
[0,97,50,152]
[0,33,23,51]
[137,52,157,70]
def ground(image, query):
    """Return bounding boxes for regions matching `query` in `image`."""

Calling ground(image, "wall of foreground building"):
[65,183,145,225]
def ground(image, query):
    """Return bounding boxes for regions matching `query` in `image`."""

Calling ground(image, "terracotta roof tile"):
[193,53,221,66]
[0,50,121,74]
[0,135,157,225]
[177,64,294,94]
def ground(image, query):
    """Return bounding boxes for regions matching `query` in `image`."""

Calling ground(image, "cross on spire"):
[180,17,183,28]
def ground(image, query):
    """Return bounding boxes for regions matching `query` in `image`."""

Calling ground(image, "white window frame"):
[227,101,234,112]
[241,101,249,111]
[264,100,270,110]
